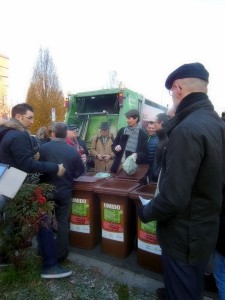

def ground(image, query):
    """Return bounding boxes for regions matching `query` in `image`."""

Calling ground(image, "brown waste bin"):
[94,165,148,258]
[129,184,163,273]
[69,173,112,250]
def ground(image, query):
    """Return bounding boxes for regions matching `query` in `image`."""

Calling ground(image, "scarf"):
[124,124,140,153]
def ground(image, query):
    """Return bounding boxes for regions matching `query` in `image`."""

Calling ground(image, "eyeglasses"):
[169,84,182,96]
[23,115,34,120]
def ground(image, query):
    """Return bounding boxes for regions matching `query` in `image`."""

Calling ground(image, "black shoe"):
[204,273,218,293]
[156,288,166,300]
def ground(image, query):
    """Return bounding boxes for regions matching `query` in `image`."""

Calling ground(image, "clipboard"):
[0,164,27,198]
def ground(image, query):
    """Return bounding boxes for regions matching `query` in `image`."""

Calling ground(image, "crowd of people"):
[0,62,225,300]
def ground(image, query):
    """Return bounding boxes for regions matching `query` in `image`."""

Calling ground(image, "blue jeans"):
[214,251,225,300]
[37,215,58,271]
[54,196,71,260]
[162,252,208,300]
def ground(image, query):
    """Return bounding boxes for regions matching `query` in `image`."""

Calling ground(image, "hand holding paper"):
[139,196,152,206]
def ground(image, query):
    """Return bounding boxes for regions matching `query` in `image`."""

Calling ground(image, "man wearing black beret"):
[138,62,225,299]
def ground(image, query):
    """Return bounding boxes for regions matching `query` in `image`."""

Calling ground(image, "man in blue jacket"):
[146,121,159,183]
[138,63,225,300]
[40,122,85,264]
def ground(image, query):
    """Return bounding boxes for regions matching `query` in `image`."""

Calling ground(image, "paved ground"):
[68,243,218,300]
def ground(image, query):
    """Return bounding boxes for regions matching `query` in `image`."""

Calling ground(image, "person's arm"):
[80,139,89,156]
[72,152,85,178]
[139,127,203,222]
[9,132,59,174]
[136,130,149,164]
[89,136,98,158]
[111,128,124,155]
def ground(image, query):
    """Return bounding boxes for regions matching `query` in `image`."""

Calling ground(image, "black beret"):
[165,62,209,90]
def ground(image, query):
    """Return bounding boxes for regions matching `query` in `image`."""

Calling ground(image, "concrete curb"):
[68,251,163,293]
[68,252,216,299]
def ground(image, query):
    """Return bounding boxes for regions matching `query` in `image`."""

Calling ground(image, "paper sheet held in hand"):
[0,166,27,198]
[139,196,152,206]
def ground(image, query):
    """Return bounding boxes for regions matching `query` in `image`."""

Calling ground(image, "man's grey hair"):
[52,122,68,138]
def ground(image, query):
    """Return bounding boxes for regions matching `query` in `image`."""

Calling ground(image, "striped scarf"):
[124,124,140,153]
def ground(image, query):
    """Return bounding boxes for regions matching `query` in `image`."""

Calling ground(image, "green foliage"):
[0,253,40,285]
[0,251,51,299]
[114,282,130,300]
[1,183,55,269]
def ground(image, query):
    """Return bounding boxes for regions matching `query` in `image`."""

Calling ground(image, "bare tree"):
[0,93,10,121]
[26,48,66,134]
[0,55,10,120]
[106,70,122,89]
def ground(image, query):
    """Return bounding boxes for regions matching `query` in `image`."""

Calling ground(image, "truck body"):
[65,88,167,148]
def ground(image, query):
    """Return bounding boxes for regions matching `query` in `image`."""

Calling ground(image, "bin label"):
[138,239,161,255]
[70,197,90,234]
[102,229,124,242]
[138,219,161,255]
[70,223,90,234]
[101,202,124,242]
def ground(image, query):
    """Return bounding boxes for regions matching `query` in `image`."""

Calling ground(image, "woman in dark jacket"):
[36,126,51,147]
[110,109,148,173]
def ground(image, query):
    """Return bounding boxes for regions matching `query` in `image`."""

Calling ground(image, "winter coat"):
[0,119,58,174]
[40,139,85,198]
[147,134,159,165]
[110,127,148,173]
[216,186,225,257]
[36,137,51,148]
[65,137,89,156]
[147,134,159,181]
[138,93,225,265]
[151,129,168,182]
[90,133,115,172]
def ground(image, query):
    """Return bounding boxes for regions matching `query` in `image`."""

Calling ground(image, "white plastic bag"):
[122,154,137,175]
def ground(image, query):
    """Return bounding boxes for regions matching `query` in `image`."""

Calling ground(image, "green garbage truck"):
[65,87,167,149]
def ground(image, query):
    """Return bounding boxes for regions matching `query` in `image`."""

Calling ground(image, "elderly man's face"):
[170,80,183,109]
[67,129,76,138]
[100,129,109,137]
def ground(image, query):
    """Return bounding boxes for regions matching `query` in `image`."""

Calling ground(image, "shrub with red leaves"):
[1,183,55,268]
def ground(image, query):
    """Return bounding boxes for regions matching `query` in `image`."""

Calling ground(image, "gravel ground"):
[1,258,158,300]
[1,249,217,299]
[44,260,158,300]
[0,242,217,299]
